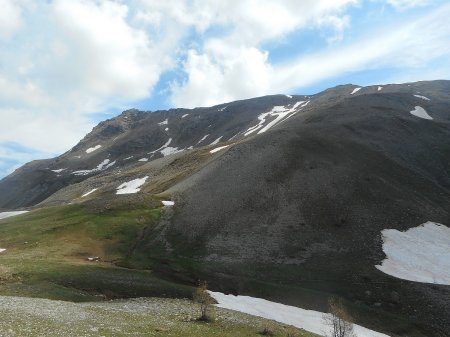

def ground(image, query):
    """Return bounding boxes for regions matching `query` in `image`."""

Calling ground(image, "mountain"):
[1,80,449,337]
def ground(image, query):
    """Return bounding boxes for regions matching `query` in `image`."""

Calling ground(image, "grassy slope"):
[0,205,319,337]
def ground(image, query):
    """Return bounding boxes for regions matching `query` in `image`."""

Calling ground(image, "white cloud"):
[0,0,23,39]
[387,0,431,10]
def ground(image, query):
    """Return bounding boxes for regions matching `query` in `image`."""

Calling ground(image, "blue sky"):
[0,0,449,178]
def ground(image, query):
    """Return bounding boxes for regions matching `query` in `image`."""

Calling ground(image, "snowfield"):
[245,101,309,137]
[376,221,450,285]
[0,211,29,220]
[413,94,430,101]
[86,145,102,153]
[81,189,98,198]
[72,159,116,176]
[116,177,148,195]
[351,87,361,95]
[210,145,230,153]
[410,106,432,120]
[209,292,390,337]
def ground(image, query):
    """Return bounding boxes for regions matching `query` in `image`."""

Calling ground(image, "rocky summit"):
[1,80,449,337]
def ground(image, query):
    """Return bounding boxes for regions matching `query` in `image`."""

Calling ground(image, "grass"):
[0,204,193,301]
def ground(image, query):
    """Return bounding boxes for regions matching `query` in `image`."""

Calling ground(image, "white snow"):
[351,87,361,95]
[376,221,450,285]
[378,86,383,91]
[209,292,389,337]
[197,134,209,144]
[210,145,230,153]
[161,200,174,206]
[0,211,29,220]
[181,114,189,118]
[218,106,228,112]
[165,127,169,132]
[245,101,308,136]
[413,94,430,101]
[138,158,148,162]
[210,136,223,145]
[123,156,133,160]
[160,147,184,156]
[51,169,66,173]
[116,176,148,195]
[285,94,293,98]
[86,145,102,153]
[410,106,432,120]
[158,118,168,126]
[149,138,172,154]
[81,188,98,198]
[72,159,116,176]
[0,248,6,253]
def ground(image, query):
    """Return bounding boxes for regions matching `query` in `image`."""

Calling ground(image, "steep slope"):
[0,80,449,336]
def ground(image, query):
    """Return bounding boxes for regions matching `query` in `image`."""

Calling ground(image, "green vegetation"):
[0,204,192,301]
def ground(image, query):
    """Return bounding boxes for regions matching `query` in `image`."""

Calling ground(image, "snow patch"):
[210,145,230,153]
[138,158,148,162]
[245,101,308,136]
[149,138,172,154]
[0,211,29,220]
[0,248,6,253]
[209,292,390,337]
[51,169,66,173]
[158,118,168,126]
[165,127,169,132]
[162,200,174,207]
[123,156,133,160]
[285,94,292,98]
[86,145,101,153]
[410,106,432,120]
[197,134,209,144]
[210,136,223,145]
[376,221,450,285]
[81,189,98,198]
[160,147,184,157]
[116,177,148,195]
[413,94,430,101]
[181,114,189,118]
[218,106,228,112]
[351,87,361,95]
[72,159,116,176]
[378,86,383,91]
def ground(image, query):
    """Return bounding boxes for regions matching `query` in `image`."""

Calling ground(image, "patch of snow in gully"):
[72,159,116,176]
[86,145,101,153]
[410,106,432,120]
[376,221,450,285]
[81,189,98,198]
[209,136,223,145]
[350,87,361,95]
[413,94,430,101]
[209,292,390,337]
[116,177,148,195]
[161,200,174,206]
[210,145,230,153]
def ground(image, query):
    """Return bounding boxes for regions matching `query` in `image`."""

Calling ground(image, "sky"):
[0,0,449,178]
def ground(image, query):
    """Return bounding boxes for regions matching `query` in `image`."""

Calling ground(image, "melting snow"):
[376,221,450,285]
[149,138,172,154]
[86,145,102,153]
[72,159,116,176]
[158,118,168,125]
[181,114,189,118]
[197,134,209,144]
[351,87,361,95]
[123,156,133,160]
[413,94,430,101]
[160,147,184,156]
[210,136,223,145]
[210,145,230,153]
[162,200,174,206]
[116,176,148,195]
[138,158,148,162]
[209,292,390,337]
[51,169,66,173]
[410,106,432,120]
[81,188,98,198]
[245,101,308,136]
[378,86,383,91]
[0,211,29,220]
